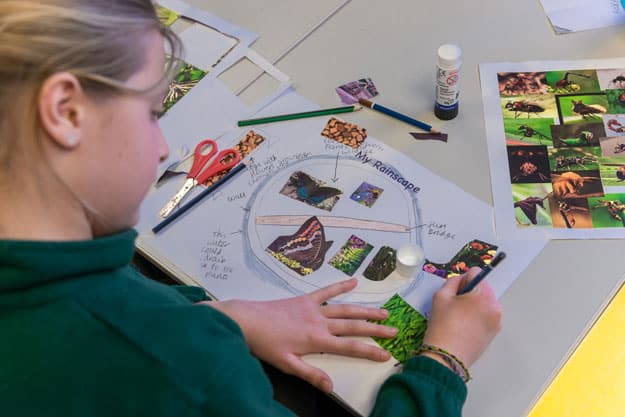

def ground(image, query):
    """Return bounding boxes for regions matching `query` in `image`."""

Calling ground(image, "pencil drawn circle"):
[243,155,424,305]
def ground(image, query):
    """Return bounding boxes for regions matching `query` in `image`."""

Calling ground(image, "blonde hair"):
[0,0,181,167]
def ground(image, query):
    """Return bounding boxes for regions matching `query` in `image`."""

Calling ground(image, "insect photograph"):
[609,75,625,89]
[512,183,552,226]
[551,170,603,199]
[599,136,625,157]
[550,122,605,148]
[604,89,625,114]
[588,195,625,227]
[507,145,551,183]
[604,116,625,136]
[596,68,625,90]
[555,93,609,124]
[503,118,553,146]
[161,60,208,116]
[501,94,557,120]
[497,72,549,96]
[546,70,599,94]
[548,197,591,228]
[598,153,625,186]
[548,147,601,172]
[545,70,601,94]
[505,101,545,119]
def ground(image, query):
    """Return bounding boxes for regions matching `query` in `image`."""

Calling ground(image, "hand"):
[203,278,397,393]
[421,267,502,369]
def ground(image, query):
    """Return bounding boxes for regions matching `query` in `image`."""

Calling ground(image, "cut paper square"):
[363,246,396,281]
[548,197,593,229]
[279,171,342,211]
[335,78,379,105]
[423,239,498,278]
[321,117,368,149]
[588,195,625,227]
[350,182,384,207]
[370,294,427,363]
[266,216,333,276]
[161,60,208,116]
[328,234,373,276]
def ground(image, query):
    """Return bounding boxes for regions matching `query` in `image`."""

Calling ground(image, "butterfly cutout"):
[283,171,342,208]
[267,216,333,274]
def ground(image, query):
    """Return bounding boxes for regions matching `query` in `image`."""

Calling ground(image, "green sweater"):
[0,229,466,416]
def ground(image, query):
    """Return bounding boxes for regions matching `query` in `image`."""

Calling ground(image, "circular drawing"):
[243,155,424,305]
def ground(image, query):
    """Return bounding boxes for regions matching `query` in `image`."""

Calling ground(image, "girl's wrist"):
[415,343,471,383]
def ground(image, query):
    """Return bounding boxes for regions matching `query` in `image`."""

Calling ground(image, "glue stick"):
[434,44,462,120]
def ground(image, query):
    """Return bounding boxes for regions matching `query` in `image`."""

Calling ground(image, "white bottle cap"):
[395,243,425,277]
[437,44,462,69]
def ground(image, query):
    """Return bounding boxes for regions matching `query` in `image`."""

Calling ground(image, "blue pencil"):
[152,163,247,234]
[456,252,506,295]
[359,99,440,133]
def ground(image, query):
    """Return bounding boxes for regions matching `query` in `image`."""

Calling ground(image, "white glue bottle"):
[434,44,462,120]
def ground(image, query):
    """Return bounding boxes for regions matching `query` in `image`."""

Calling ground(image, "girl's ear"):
[38,72,86,149]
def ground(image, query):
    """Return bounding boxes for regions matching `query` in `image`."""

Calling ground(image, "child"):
[0,1,501,416]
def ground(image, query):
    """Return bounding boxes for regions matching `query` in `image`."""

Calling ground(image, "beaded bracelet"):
[415,343,471,383]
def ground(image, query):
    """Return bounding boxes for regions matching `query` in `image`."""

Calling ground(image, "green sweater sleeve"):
[170,285,213,302]
[369,356,467,417]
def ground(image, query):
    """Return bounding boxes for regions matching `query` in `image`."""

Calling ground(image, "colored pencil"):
[152,163,247,234]
[237,105,360,127]
[456,252,506,295]
[359,99,440,133]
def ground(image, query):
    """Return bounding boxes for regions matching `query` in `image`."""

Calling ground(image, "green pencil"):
[237,105,360,127]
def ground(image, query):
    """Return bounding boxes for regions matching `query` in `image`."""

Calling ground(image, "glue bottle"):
[434,44,462,120]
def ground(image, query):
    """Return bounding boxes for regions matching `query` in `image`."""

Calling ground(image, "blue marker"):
[456,252,506,295]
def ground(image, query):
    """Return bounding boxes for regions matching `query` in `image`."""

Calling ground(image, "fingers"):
[282,354,334,394]
[326,319,397,339]
[321,337,391,363]
[439,267,482,296]
[308,278,358,304]
[322,303,388,321]
[438,274,464,294]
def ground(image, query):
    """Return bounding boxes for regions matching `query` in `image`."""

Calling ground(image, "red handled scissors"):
[159,139,240,218]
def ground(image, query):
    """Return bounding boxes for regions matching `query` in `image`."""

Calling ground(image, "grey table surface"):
[180,1,625,416]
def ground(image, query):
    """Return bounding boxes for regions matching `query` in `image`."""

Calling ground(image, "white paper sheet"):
[480,58,625,240]
[539,0,625,34]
